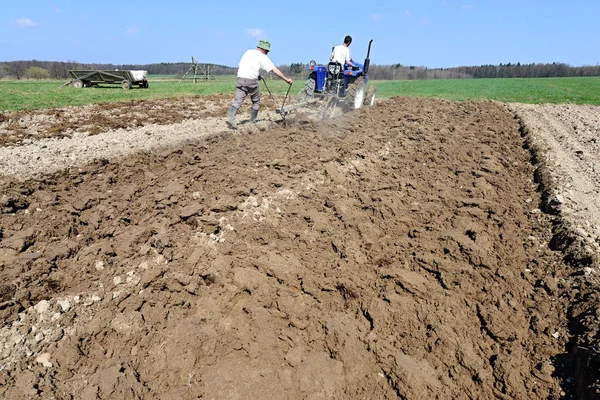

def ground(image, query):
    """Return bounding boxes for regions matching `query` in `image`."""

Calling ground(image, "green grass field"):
[0,77,240,111]
[374,77,600,105]
[1,76,599,112]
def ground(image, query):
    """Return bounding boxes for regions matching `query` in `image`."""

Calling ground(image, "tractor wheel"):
[344,76,365,112]
[73,80,83,89]
[364,85,377,106]
[121,80,132,90]
[321,96,338,120]
[304,73,316,97]
[295,89,309,103]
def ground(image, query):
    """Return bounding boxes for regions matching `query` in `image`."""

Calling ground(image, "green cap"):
[257,40,271,51]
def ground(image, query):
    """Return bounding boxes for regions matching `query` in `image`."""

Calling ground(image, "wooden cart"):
[63,70,149,89]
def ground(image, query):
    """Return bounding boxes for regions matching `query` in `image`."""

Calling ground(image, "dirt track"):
[1,96,599,399]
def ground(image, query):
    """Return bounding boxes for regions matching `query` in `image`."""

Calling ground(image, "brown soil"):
[0,94,283,147]
[0,96,599,399]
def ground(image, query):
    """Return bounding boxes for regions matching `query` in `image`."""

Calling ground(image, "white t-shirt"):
[237,49,276,80]
[330,45,351,65]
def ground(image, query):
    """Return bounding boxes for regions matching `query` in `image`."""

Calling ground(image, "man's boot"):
[227,106,238,129]
[250,109,259,123]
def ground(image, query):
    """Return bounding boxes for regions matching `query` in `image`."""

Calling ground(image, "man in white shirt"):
[330,35,355,68]
[227,40,293,129]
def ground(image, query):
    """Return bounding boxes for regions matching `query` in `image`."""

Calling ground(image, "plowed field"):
[1,95,599,399]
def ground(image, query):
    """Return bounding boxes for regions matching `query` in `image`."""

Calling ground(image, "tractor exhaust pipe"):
[363,39,373,74]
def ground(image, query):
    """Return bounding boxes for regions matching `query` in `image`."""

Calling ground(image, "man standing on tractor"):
[227,40,293,129]
[330,35,356,68]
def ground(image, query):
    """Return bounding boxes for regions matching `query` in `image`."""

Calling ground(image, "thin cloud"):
[404,10,411,16]
[371,14,382,22]
[125,27,139,35]
[421,18,431,26]
[462,4,476,9]
[244,28,264,38]
[12,18,40,27]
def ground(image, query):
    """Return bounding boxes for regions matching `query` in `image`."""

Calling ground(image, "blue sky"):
[1,0,598,68]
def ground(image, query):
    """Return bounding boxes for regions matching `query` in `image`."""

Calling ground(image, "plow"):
[276,39,376,120]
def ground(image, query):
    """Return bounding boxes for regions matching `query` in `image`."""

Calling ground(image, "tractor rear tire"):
[364,85,377,106]
[295,89,309,103]
[344,76,365,112]
[122,80,132,90]
[304,73,316,97]
[322,96,338,120]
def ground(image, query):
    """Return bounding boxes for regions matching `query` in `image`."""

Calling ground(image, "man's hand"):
[286,78,293,85]
[258,75,262,81]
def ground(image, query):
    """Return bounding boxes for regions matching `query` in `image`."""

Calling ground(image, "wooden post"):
[179,57,213,83]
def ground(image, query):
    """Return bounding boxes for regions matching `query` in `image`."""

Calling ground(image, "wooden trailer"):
[63,70,149,89]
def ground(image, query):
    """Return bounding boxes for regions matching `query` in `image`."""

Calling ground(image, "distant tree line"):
[452,62,600,79]
[1,59,599,81]
[0,60,237,80]
[356,62,600,80]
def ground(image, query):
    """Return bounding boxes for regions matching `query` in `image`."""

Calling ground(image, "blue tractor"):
[277,39,375,118]
[299,39,375,112]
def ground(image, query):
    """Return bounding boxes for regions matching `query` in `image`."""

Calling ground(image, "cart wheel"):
[73,80,83,89]
[121,80,132,90]
[143,80,149,88]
